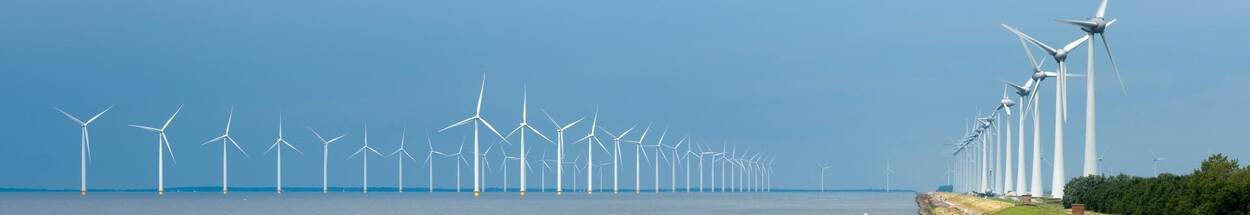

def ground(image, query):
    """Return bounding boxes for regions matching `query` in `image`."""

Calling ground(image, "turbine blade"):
[161,105,183,130]
[264,141,280,155]
[326,135,346,145]
[562,117,585,131]
[309,127,327,142]
[476,74,486,115]
[1095,0,1108,18]
[439,117,475,133]
[54,107,84,124]
[479,118,511,144]
[284,141,302,154]
[527,125,554,143]
[162,135,176,164]
[203,135,225,146]
[1100,34,1127,95]
[1055,19,1099,28]
[84,105,113,125]
[130,125,161,132]
[1062,34,1092,52]
[501,125,522,143]
[228,137,249,158]
[540,108,560,128]
[1003,24,1058,56]
[350,147,366,158]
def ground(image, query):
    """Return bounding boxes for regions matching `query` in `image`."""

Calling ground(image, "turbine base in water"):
[473,191,481,197]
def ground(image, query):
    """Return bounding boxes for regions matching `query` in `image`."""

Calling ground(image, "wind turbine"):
[541,109,583,195]
[500,145,534,193]
[664,135,689,193]
[573,109,610,195]
[623,124,652,194]
[599,124,635,194]
[54,105,112,196]
[423,135,445,193]
[452,139,468,192]
[438,74,510,197]
[388,129,418,192]
[818,163,831,192]
[201,107,248,195]
[1004,24,1090,198]
[885,161,895,192]
[997,89,1016,195]
[1056,0,1126,178]
[540,151,554,193]
[309,127,346,193]
[129,105,181,196]
[499,88,554,197]
[1151,150,1167,176]
[263,114,301,194]
[349,124,386,193]
[647,128,670,193]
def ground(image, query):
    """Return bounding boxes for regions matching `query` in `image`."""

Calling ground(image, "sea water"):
[0,192,917,214]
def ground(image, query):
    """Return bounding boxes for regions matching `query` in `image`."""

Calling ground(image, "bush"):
[1062,154,1250,215]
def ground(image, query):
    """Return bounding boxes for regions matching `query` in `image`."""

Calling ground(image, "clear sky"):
[1,0,1248,191]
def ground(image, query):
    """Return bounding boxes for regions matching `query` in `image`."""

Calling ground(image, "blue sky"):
[1,0,1248,191]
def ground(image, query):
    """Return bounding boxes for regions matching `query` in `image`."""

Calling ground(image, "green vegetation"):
[993,205,1068,215]
[1063,154,1250,214]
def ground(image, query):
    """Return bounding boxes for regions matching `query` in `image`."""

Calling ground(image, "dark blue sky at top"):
[1,0,1248,191]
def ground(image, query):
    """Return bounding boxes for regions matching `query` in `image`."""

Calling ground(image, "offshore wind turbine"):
[263,114,301,194]
[664,135,688,193]
[818,163,831,192]
[541,109,583,195]
[885,161,895,192]
[1005,24,1090,198]
[499,88,553,197]
[573,109,610,195]
[1056,0,1127,177]
[54,105,112,195]
[540,152,554,193]
[599,125,635,194]
[129,105,181,196]
[623,124,652,194]
[423,135,443,192]
[309,127,346,193]
[201,107,248,194]
[438,74,510,197]
[647,128,670,193]
[348,124,386,193]
[387,129,417,192]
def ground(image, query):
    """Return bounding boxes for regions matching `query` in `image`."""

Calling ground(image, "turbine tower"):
[423,135,450,193]
[309,127,345,193]
[573,109,610,195]
[54,105,112,196]
[349,124,385,193]
[388,129,417,192]
[623,124,652,194]
[263,114,301,194]
[500,87,553,197]
[128,105,181,196]
[1056,0,1127,177]
[438,74,510,197]
[997,87,1016,195]
[202,107,248,195]
[541,109,583,195]
[818,163,831,192]
[599,125,635,194]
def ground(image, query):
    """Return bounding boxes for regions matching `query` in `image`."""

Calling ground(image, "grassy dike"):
[917,192,1103,215]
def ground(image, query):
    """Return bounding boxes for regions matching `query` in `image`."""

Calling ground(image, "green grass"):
[993,205,1069,215]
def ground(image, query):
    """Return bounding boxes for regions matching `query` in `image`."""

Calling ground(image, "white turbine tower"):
[201,107,248,195]
[1151,150,1167,176]
[541,109,583,195]
[599,125,635,194]
[349,124,385,193]
[129,105,181,196]
[388,129,417,192]
[997,87,1016,195]
[438,74,510,197]
[500,88,554,197]
[664,135,688,193]
[1005,24,1091,198]
[573,109,610,195]
[1056,0,1127,178]
[263,114,300,194]
[885,161,895,192]
[422,135,448,193]
[309,128,345,193]
[647,128,670,193]
[818,163,831,192]
[54,105,112,196]
[623,124,652,194]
